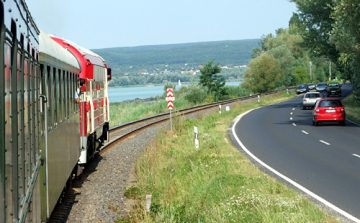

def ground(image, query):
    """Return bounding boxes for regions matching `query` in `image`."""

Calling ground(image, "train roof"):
[39,30,80,69]
[49,35,105,67]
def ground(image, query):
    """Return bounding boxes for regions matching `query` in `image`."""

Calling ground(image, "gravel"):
[66,121,168,223]
[65,101,237,223]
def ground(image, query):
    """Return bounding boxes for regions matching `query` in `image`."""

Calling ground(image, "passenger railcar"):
[50,36,111,165]
[38,30,81,221]
[1,1,42,222]
[1,1,111,222]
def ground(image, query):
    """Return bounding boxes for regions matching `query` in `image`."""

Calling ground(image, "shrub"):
[183,85,207,104]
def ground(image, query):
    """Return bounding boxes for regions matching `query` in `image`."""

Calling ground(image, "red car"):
[312,98,346,126]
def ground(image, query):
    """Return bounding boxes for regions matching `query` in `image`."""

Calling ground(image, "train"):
[0,1,111,222]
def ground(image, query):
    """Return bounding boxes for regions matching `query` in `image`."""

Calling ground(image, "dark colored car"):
[312,98,346,126]
[315,82,327,91]
[307,83,316,90]
[326,82,342,96]
[296,84,309,94]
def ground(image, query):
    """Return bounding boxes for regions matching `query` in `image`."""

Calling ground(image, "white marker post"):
[166,88,175,131]
[226,106,230,111]
[258,95,260,102]
[146,194,152,212]
[194,126,199,149]
[219,105,221,114]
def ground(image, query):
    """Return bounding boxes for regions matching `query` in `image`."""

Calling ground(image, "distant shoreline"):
[108,80,243,89]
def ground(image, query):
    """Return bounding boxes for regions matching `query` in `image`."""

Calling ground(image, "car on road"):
[326,82,342,96]
[307,83,316,90]
[315,82,327,91]
[296,84,309,94]
[303,92,322,109]
[312,98,346,126]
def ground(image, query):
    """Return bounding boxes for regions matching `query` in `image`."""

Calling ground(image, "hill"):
[92,39,260,87]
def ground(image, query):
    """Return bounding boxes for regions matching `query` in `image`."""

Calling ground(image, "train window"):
[63,71,67,120]
[53,68,57,128]
[66,71,70,118]
[73,73,76,113]
[70,73,73,115]
[107,68,112,81]
[47,66,52,132]
[59,69,62,123]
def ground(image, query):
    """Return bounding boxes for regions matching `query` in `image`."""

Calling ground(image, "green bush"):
[183,85,207,105]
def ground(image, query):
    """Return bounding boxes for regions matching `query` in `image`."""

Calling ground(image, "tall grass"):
[118,91,339,223]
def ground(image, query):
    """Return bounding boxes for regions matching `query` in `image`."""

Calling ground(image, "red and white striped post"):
[166,88,175,131]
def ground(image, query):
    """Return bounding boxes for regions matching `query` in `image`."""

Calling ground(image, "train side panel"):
[1,1,42,223]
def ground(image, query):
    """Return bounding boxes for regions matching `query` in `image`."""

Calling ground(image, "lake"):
[108,81,242,103]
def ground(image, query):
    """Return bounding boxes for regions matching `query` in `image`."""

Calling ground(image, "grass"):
[109,97,191,127]
[342,94,360,123]
[116,90,341,223]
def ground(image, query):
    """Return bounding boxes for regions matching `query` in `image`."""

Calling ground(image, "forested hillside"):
[92,39,259,87]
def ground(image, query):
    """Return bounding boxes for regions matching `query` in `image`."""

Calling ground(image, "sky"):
[26,0,298,50]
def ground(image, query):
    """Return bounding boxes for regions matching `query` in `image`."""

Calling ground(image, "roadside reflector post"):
[287,89,289,94]
[219,105,221,114]
[194,126,199,149]
[258,95,260,102]
[226,106,230,111]
[166,88,175,131]
[146,194,152,212]
[170,110,172,131]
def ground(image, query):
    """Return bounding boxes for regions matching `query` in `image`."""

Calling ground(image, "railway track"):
[48,87,295,222]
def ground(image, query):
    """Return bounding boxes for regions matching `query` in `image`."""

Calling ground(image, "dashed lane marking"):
[293,123,296,126]
[302,130,309,135]
[320,140,331,146]
[290,117,293,120]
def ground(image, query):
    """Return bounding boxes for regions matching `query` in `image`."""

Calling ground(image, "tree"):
[199,59,226,100]
[289,0,340,62]
[330,0,360,97]
[241,53,282,93]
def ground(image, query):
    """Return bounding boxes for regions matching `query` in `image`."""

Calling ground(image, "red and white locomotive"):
[50,36,111,165]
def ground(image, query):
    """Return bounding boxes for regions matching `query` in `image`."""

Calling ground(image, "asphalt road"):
[232,83,360,222]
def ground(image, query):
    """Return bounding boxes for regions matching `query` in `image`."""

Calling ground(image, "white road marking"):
[319,140,331,146]
[352,154,360,159]
[290,117,293,120]
[290,112,293,115]
[302,130,309,135]
[292,108,295,110]
[292,123,296,126]
[231,110,360,223]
